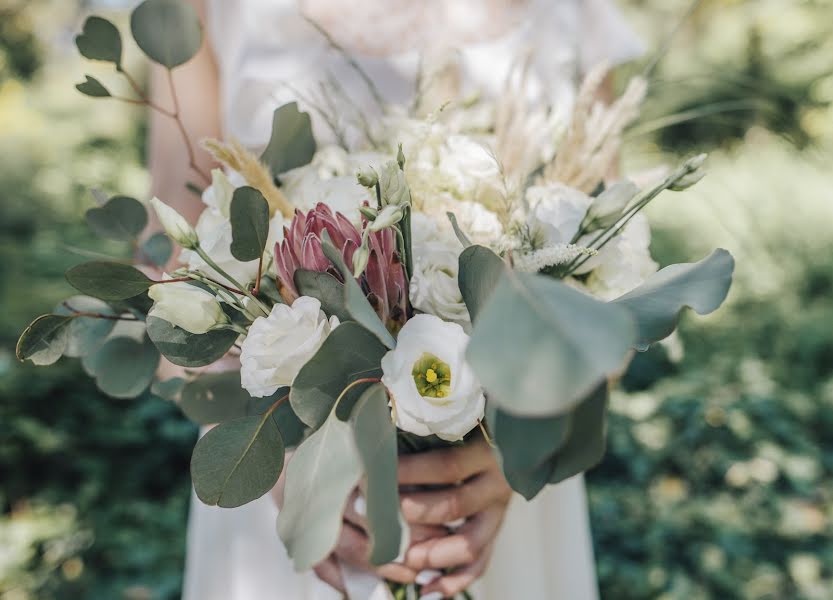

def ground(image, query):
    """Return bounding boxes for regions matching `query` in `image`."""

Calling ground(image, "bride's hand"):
[397,438,512,597]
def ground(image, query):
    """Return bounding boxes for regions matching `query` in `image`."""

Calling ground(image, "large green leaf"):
[229,186,270,262]
[261,102,317,176]
[277,412,362,571]
[15,315,73,366]
[294,270,351,322]
[191,412,285,508]
[66,261,153,301]
[458,245,505,323]
[130,0,203,69]
[75,16,122,65]
[467,271,634,417]
[76,75,111,98]
[55,296,117,358]
[320,232,396,349]
[613,249,735,350]
[488,406,572,500]
[351,384,401,565]
[85,196,147,241]
[146,315,238,367]
[547,383,609,485]
[180,372,263,425]
[290,322,386,429]
[83,335,160,399]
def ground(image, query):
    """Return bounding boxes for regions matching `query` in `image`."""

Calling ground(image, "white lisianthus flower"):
[148,280,228,334]
[240,297,340,397]
[382,315,484,441]
[180,170,285,286]
[437,135,502,197]
[410,240,470,330]
[150,197,199,249]
[525,183,593,245]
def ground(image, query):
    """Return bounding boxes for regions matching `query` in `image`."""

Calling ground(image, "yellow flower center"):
[412,353,452,402]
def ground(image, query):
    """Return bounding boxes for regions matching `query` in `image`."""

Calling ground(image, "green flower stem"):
[194,247,271,317]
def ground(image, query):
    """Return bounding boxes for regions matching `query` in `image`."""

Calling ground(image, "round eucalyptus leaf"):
[75,16,122,65]
[130,0,203,68]
[191,413,285,508]
[85,195,148,241]
[66,261,153,301]
[229,186,270,262]
[141,232,173,267]
[261,102,317,176]
[55,296,117,358]
[146,316,238,368]
[16,315,73,366]
[85,336,160,399]
[76,75,111,98]
[180,371,257,425]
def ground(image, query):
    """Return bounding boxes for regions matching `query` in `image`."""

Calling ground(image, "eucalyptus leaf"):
[458,245,505,322]
[85,195,147,241]
[320,232,396,349]
[151,377,186,402]
[75,16,122,65]
[351,384,401,565]
[66,261,153,301]
[141,232,173,267]
[84,335,160,399]
[290,322,386,429]
[446,212,473,248]
[229,186,270,262]
[294,270,351,322]
[130,0,202,69]
[146,315,239,368]
[277,412,362,571]
[261,102,317,176]
[613,248,735,350]
[548,383,609,485]
[55,296,117,358]
[76,75,111,98]
[191,412,285,508]
[15,315,73,366]
[467,271,634,417]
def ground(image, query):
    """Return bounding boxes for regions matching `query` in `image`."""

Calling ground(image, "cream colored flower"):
[148,280,228,334]
[150,197,199,250]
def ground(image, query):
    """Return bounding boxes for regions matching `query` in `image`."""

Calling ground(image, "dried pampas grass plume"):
[201,138,294,218]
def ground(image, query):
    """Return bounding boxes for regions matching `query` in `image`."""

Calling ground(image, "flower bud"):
[670,169,706,191]
[379,161,411,206]
[368,205,404,232]
[397,144,406,170]
[685,153,708,172]
[584,181,639,229]
[359,205,379,221]
[151,197,199,249]
[352,244,371,278]
[356,167,379,188]
[148,279,229,334]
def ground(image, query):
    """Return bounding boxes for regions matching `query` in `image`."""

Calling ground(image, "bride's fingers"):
[400,469,511,525]
[418,543,495,599]
[342,492,368,531]
[402,503,504,570]
[398,438,493,486]
[312,555,346,592]
[333,521,417,584]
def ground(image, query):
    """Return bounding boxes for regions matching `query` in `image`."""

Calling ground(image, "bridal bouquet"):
[17,1,735,598]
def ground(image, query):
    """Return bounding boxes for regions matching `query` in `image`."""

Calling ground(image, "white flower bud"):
[584,181,639,229]
[150,197,199,249]
[356,167,379,188]
[396,144,406,170]
[352,244,371,278]
[359,205,379,221]
[379,161,411,206]
[670,169,706,191]
[148,280,229,334]
[368,205,404,232]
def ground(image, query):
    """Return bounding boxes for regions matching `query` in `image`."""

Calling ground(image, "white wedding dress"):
[183,1,642,598]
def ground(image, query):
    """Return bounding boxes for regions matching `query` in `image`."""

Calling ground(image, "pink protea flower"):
[275,203,408,331]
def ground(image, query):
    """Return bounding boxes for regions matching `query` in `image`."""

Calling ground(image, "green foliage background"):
[0,0,831,598]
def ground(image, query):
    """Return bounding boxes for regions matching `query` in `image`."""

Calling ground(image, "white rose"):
[410,240,470,330]
[414,199,503,248]
[148,280,228,334]
[240,296,340,397]
[438,135,502,195]
[577,214,658,300]
[150,197,198,249]
[381,314,484,441]
[526,183,593,246]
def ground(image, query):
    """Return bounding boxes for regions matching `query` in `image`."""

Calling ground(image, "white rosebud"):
[240,297,340,397]
[410,241,470,329]
[148,280,229,334]
[526,183,593,245]
[150,197,199,249]
[381,314,484,441]
[368,205,404,232]
[584,181,639,228]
